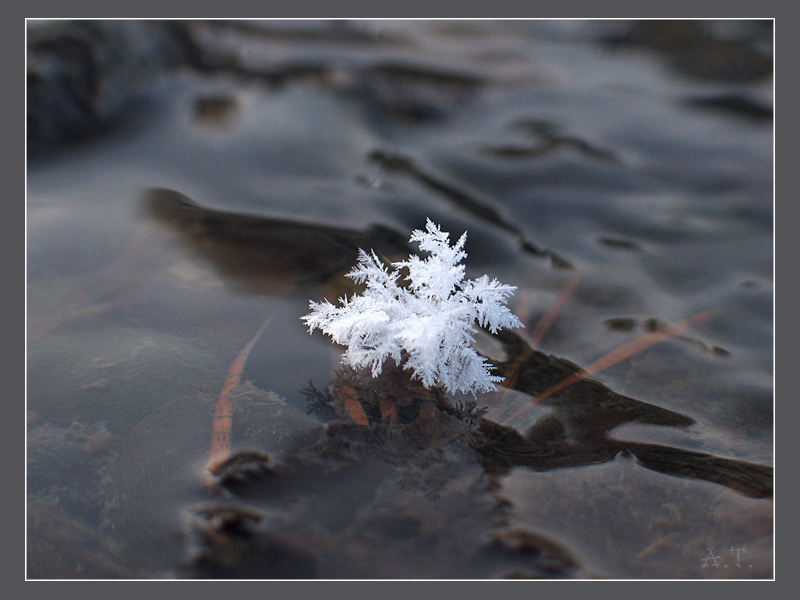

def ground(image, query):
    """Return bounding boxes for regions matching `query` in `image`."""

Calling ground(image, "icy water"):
[27,20,773,579]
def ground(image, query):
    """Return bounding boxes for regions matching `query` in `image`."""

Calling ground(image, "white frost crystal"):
[302,219,523,395]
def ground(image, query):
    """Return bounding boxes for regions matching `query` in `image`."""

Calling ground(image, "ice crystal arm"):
[395,221,468,301]
[461,275,522,333]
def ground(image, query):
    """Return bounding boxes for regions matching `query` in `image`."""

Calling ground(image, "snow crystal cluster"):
[302,219,522,395]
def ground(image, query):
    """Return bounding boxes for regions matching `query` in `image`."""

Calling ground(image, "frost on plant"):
[302,219,522,395]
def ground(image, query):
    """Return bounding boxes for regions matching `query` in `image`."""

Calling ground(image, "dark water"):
[27,20,773,579]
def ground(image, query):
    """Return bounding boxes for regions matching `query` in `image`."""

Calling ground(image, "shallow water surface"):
[27,20,773,579]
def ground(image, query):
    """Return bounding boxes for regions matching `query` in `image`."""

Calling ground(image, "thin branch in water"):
[502,309,722,426]
[206,316,272,475]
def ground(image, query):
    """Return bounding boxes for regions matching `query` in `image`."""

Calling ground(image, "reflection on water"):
[27,20,772,579]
